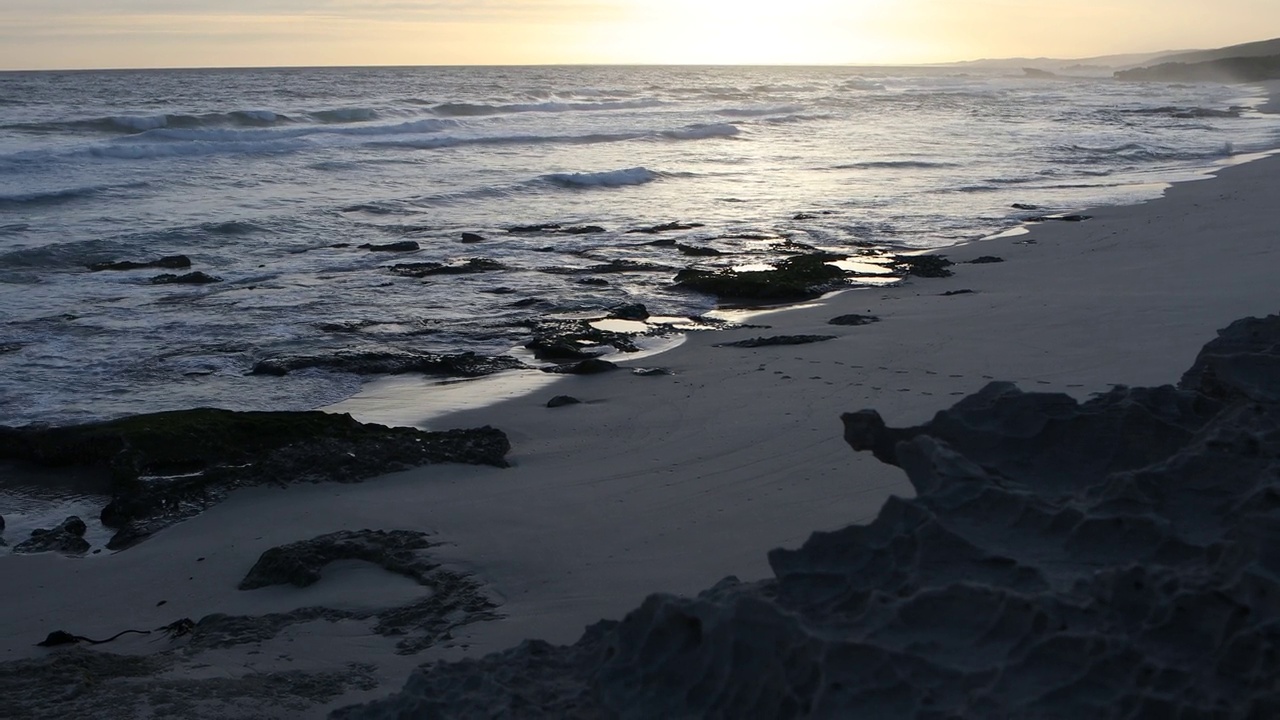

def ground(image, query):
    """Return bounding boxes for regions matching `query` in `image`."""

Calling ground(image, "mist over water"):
[2,65,1278,426]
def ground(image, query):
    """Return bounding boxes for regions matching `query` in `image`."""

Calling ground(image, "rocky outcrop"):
[252,350,524,377]
[12,516,89,555]
[606,303,649,321]
[522,319,640,361]
[0,410,511,549]
[890,254,954,278]
[194,529,501,655]
[358,241,419,252]
[674,252,851,301]
[543,359,619,375]
[626,222,703,234]
[460,232,486,244]
[87,255,191,272]
[240,530,437,590]
[387,258,504,277]
[715,335,836,348]
[828,314,880,326]
[339,313,1280,719]
[546,396,582,408]
[150,271,223,285]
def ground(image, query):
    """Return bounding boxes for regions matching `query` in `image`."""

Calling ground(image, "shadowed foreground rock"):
[0,410,510,550]
[337,312,1280,719]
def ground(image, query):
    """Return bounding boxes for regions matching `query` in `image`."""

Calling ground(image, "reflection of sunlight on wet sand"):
[325,334,686,430]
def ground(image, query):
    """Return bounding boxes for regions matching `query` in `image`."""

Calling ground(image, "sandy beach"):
[3,135,1280,716]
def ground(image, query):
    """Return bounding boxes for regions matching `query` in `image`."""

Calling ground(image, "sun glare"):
[610,0,880,65]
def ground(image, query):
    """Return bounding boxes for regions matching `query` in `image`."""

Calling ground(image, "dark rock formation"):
[87,255,191,272]
[523,319,639,361]
[676,244,722,257]
[943,289,975,296]
[192,532,498,656]
[606,303,650,321]
[508,223,563,234]
[890,254,953,278]
[546,396,582,408]
[828,314,880,326]
[968,255,1004,264]
[338,314,1280,719]
[674,252,850,301]
[542,260,671,275]
[0,410,511,549]
[715,335,836,348]
[460,232,486,244]
[251,351,524,377]
[150,271,222,285]
[543,359,619,375]
[1011,203,1042,210]
[632,368,672,377]
[359,241,420,252]
[13,516,89,555]
[387,258,504,278]
[562,225,606,235]
[240,529,436,590]
[626,222,703,234]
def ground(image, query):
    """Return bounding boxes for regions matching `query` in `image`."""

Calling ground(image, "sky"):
[0,0,1277,70]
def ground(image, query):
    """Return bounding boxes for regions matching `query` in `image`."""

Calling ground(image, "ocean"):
[2,65,1278,427]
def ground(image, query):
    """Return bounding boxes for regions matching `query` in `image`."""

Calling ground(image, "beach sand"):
[2,150,1279,715]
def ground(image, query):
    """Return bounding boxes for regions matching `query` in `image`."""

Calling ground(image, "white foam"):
[540,167,660,188]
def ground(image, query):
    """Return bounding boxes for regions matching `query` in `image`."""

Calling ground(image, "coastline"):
[3,103,1280,717]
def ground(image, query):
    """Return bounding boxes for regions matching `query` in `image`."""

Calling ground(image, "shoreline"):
[3,94,1280,717]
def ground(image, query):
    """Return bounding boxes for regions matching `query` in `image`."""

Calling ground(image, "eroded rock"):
[13,516,89,555]
[337,314,1280,720]
[387,258,504,277]
[359,241,420,252]
[890,254,954,278]
[674,252,850,301]
[716,335,836,348]
[150,271,222,285]
[87,255,191,272]
[543,359,619,375]
[547,396,582,408]
[0,410,511,549]
[828,314,880,326]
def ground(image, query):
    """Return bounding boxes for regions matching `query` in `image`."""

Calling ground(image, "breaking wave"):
[4,107,393,135]
[540,167,661,188]
[430,99,665,117]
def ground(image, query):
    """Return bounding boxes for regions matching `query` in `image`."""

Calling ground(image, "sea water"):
[2,65,1279,426]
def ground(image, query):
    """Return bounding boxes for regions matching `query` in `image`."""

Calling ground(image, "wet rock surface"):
[13,516,89,555]
[626,221,704,234]
[358,241,420,252]
[150,271,223,285]
[387,258,504,278]
[674,252,851,301]
[522,319,639,361]
[340,313,1280,719]
[890,254,954,278]
[716,334,836,348]
[0,410,511,549]
[252,350,525,377]
[543,359,619,375]
[87,255,192,272]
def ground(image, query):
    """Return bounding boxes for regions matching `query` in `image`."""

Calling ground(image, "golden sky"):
[1,0,1276,70]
